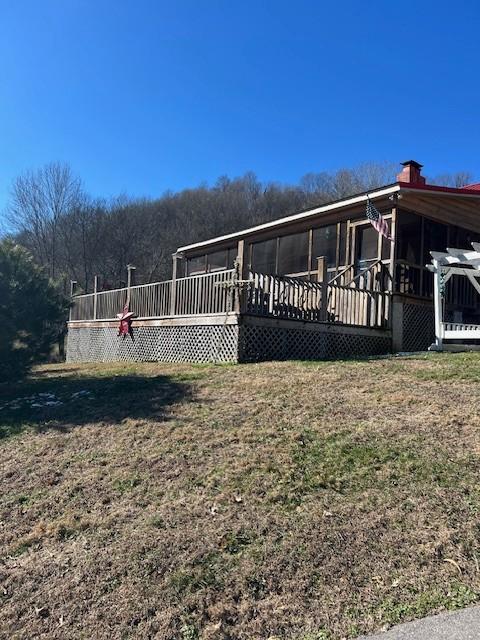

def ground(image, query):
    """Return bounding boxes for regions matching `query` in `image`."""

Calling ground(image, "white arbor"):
[428,243,480,350]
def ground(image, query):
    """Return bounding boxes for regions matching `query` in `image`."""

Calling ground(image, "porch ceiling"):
[399,190,480,233]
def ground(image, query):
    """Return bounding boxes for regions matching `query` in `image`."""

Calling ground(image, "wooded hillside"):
[4,162,473,293]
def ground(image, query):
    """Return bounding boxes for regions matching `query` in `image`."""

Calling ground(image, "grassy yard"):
[1,354,480,639]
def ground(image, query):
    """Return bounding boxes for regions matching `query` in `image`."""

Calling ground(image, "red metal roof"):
[397,182,480,196]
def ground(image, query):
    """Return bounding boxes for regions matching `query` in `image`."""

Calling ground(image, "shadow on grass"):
[0,369,191,440]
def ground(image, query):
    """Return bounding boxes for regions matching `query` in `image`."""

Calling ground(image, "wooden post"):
[420,216,425,296]
[126,264,136,306]
[69,281,77,322]
[432,258,443,349]
[234,239,249,313]
[93,275,98,320]
[170,254,179,316]
[317,256,328,321]
[236,239,249,279]
[389,207,397,294]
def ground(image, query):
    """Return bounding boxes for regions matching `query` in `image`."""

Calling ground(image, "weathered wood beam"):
[402,195,480,231]
[416,194,480,217]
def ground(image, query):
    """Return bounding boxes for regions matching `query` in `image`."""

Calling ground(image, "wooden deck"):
[70,268,391,330]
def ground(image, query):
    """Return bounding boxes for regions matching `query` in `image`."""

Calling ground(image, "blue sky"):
[1,0,479,212]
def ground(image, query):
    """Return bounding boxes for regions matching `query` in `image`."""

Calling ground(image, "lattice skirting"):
[66,325,239,364]
[238,325,391,362]
[401,303,435,352]
[66,322,392,364]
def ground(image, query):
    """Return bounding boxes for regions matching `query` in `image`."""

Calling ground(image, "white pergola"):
[428,243,480,350]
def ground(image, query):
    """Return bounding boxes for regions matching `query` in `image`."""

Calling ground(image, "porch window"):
[423,219,447,264]
[312,225,337,268]
[450,226,480,250]
[381,219,392,260]
[207,250,228,272]
[277,231,309,275]
[187,255,207,275]
[355,225,378,270]
[338,222,347,266]
[250,238,277,274]
[227,247,237,269]
[396,212,422,264]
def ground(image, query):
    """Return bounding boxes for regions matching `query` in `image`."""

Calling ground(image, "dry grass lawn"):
[1,353,480,639]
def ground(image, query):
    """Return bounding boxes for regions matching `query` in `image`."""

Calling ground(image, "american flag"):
[366,198,391,240]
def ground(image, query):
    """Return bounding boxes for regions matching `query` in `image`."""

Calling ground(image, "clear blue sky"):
[1,0,479,212]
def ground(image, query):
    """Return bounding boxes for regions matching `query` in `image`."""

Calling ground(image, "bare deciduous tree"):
[8,160,475,293]
[429,171,474,188]
[8,162,82,279]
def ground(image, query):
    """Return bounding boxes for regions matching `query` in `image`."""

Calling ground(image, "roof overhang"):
[176,183,480,254]
[398,187,480,233]
[177,184,400,254]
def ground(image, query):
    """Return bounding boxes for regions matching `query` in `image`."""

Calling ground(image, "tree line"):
[4,161,474,294]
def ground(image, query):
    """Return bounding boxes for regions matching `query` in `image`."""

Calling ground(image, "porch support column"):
[127,264,136,306]
[170,253,179,316]
[69,280,77,322]
[389,206,397,293]
[317,256,328,321]
[93,275,98,320]
[234,239,249,313]
[432,258,444,349]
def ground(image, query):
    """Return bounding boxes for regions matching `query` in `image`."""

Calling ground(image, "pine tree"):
[0,240,68,382]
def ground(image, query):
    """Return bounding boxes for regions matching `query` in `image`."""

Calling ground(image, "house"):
[66,161,480,364]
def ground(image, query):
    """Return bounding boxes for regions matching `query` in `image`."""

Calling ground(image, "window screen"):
[312,225,337,268]
[450,226,480,251]
[381,220,392,260]
[396,211,422,264]
[338,222,347,266]
[423,219,447,263]
[277,232,309,274]
[227,247,237,269]
[207,250,227,272]
[188,255,206,275]
[356,225,378,263]
[250,238,277,274]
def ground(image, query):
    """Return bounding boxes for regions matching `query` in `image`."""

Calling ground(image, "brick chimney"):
[396,160,426,185]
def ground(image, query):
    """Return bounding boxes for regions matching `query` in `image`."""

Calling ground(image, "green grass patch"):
[169,550,230,596]
[270,429,476,507]
[376,582,479,627]
[113,477,142,494]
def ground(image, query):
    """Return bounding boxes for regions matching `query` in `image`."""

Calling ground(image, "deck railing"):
[70,268,390,329]
[443,322,480,339]
[395,261,478,308]
[326,284,390,328]
[245,272,390,329]
[173,270,235,315]
[96,287,129,319]
[329,260,393,291]
[70,270,235,320]
[70,293,96,321]
[130,281,172,317]
[246,273,325,322]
